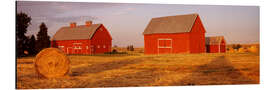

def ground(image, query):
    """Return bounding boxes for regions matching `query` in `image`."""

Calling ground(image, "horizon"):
[16,1,260,47]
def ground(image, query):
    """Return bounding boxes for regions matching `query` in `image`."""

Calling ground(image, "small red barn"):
[143,13,206,54]
[205,36,226,53]
[51,21,112,54]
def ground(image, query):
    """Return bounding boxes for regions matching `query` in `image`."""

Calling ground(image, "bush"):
[104,49,128,54]
[232,44,242,50]
[112,49,117,53]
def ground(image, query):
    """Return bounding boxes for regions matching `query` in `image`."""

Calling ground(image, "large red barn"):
[51,21,112,54]
[205,36,226,53]
[143,13,206,54]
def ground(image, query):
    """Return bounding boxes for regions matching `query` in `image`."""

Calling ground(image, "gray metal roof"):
[52,24,101,40]
[143,13,198,35]
[205,36,225,45]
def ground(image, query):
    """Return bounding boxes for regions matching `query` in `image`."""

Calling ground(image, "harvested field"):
[16,52,259,89]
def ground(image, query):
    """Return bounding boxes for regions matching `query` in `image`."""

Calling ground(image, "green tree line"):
[16,12,50,57]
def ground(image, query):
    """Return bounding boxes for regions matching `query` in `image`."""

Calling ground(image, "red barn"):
[143,13,206,54]
[51,21,112,54]
[205,36,226,53]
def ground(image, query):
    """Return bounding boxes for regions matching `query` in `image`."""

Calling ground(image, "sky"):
[16,1,259,47]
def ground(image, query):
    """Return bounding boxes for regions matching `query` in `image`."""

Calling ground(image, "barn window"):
[58,46,64,48]
[73,43,82,45]
[103,45,106,48]
[158,38,172,48]
[74,46,82,49]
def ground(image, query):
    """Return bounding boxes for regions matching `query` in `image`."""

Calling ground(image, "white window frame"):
[157,38,172,54]
[74,46,82,49]
[58,46,64,48]
[158,38,172,48]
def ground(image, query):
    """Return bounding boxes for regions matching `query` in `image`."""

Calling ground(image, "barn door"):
[90,45,95,54]
[158,38,172,54]
[67,47,73,54]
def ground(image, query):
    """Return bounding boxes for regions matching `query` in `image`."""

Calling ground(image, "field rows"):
[16,53,259,89]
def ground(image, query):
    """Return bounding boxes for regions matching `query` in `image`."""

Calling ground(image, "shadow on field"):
[70,59,143,76]
[171,56,257,86]
[85,69,162,87]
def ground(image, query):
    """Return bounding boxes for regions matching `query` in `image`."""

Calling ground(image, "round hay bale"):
[228,48,235,53]
[35,48,70,78]
[248,46,259,53]
[238,48,247,53]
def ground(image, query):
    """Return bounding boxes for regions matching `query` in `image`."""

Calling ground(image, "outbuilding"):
[205,36,226,53]
[51,21,112,54]
[143,13,206,54]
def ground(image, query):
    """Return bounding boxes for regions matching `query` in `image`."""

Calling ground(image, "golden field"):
[16,49,259,89]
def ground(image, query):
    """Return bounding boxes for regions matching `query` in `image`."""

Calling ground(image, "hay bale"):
[35,48,70,78]
[228,48,235,53]
[248,46,259,53]
[238,48,248,53]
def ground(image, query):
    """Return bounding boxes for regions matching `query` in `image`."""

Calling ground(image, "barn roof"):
[143,13,198,35]
[52,24,101,40]
[205,36,225,45]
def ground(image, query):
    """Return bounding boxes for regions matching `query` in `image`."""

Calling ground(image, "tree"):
[16,12,31,57]
[127,45,134,51]
[27,35,37,55]
[232,44,242,50]
[36,22,50,52]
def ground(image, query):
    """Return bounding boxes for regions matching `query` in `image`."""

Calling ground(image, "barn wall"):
[206,45,225,53]
[221,39,226,52]
[51,40,91,54]
[90,25,112,54]
[189,15,206,53]
[206,45,226,53]
[207,45,219,53]
[144,33,190,54]
[51,24,112,54]
[206,39,226,53]
[220,44,226,52]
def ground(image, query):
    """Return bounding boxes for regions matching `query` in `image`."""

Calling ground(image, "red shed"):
[205,36,226,53]
[51,21,112,54]
[143,13,206,54]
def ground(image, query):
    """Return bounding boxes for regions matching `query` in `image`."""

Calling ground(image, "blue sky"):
[17,1,259,47]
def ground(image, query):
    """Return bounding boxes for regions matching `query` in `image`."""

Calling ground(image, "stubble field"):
[16,50,259,89]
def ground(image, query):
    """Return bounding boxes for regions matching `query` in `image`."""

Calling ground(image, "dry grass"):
[16,50,259,89]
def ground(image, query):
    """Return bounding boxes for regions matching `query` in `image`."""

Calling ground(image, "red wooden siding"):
[189,16,206,53]
[206,39,226,53]
[90,25,112,54]
[144,33,190,54]
[51,40,91,54]
[51,24,112,55]
[144,16,206,54]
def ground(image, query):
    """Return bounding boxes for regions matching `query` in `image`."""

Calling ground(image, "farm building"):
[143,13,206,54]
[51,21,112,54]
[205,36,226,53]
